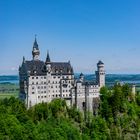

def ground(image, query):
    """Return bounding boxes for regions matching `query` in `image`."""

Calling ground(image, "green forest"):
[0,84,140,140]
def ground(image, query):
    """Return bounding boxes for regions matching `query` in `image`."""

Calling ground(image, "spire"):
[33,35,39,50]
[45,50,51,64]
[32,35,40,60]
[23,56,25,63]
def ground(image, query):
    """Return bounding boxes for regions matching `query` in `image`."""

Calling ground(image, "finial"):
[35,34,37,42]
[23,56,25,63]
[35,34,37,40]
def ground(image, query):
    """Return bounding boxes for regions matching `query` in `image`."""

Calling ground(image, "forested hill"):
[1,74,140,86]
[0,84,140,140]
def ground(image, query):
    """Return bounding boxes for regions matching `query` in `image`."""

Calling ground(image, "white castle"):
[19,37,105,114]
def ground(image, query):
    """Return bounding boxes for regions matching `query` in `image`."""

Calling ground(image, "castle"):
[19,37,105,114]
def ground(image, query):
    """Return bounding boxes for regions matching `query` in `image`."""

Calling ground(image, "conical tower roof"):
[45,51,51,64]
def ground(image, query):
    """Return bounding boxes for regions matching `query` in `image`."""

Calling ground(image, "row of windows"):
[32,81,47,85]
[78,93,97,96]
[53,76,70,79]
[32,85,71,89]
[32,89,70,94]
[77,90,98,93]
[38,94,71,99]
[31,76,72,80]
[32,77,47,79]
[32,80,71,85]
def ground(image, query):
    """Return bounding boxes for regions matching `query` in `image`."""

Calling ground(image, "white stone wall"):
[26,74,74,108]
[73,82,100,112]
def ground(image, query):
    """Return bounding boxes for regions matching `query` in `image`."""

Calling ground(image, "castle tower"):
[32,36,40,60]
[45,51,51,73]
[79,73,84,82]
[96,60,105,88]
[132,84,136,96]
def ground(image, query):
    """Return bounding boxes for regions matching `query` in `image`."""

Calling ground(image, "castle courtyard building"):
[19,37,105,114]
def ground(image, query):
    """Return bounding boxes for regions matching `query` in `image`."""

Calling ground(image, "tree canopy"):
[0,84,140,139]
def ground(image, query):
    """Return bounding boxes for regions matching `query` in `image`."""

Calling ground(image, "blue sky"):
[0,0,140,75]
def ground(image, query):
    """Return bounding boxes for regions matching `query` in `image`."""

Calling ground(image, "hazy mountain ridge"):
[0,74,140,85]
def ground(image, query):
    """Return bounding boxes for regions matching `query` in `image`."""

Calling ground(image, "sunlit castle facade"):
[19,37,105,114]
[72,61,105,114]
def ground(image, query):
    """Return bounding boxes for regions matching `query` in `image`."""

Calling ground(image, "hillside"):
[0,83,140,139]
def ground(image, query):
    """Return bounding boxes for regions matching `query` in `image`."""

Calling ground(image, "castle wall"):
[24,74,74,108]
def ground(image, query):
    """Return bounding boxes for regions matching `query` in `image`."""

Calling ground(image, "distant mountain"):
[0,75,19,84]
[75,74,140,86]
[0,74,140,85]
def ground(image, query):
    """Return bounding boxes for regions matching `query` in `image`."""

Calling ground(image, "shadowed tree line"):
[0,83,140,140]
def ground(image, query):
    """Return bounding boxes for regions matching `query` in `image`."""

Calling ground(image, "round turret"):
[96,60,105,88]
[79,73,84,82]
[32,36,40,60]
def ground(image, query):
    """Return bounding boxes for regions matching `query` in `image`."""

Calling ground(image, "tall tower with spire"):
[45,51,51,73]
[96,60,105,88]
[32,36,40,60]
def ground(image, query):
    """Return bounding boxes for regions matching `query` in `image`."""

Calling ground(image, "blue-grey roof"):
[19,60,73,76]
[33,38,39,50]
[97,60,104,65]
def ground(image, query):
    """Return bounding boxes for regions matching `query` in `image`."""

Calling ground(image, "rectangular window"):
[82,102,85,109]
